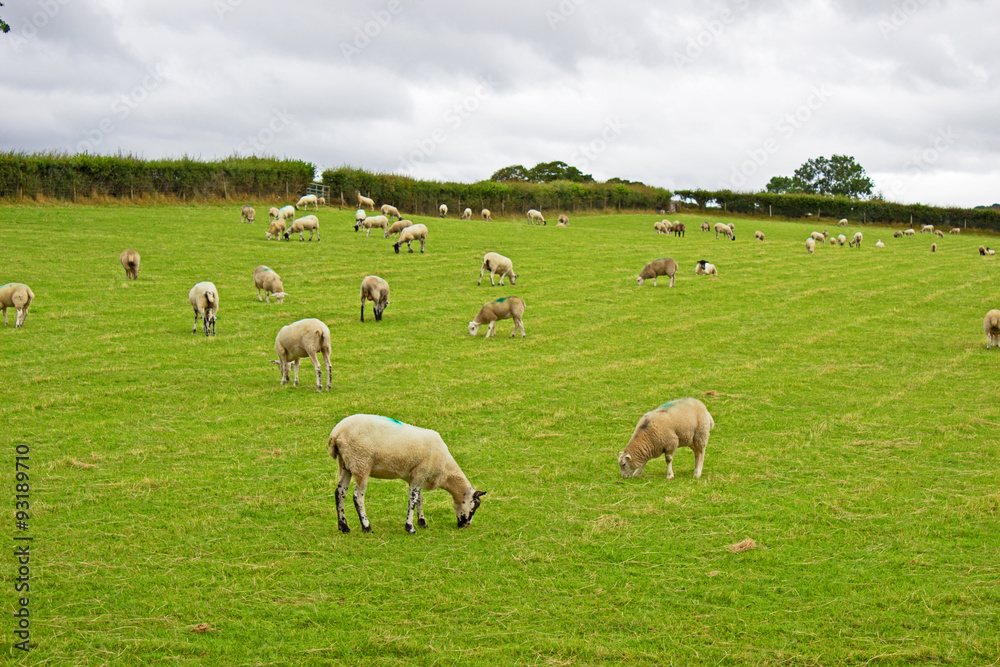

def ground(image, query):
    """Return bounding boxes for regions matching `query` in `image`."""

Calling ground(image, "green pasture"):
[1,203,998,665]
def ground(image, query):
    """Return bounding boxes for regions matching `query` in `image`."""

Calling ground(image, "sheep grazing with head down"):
[714,222,735,240]
[637,258,678,287]
[838,234,847,246]
[265,219,286,241]
[934,230,945,238]
[394,223,428,253]
[894,230,903,238]
[921,224,934,234]
[188,281,219,336]
[253,265,287,303]
[700,221,710,232]
[950,228,961,234]
[755,230,765,241]
[120,249,140,280]
[478,252,517,286]
[439,203,448,218]
[481,208,492,221]
[557,214,569,226]
[904,228,916,237]
[527,209,546,225]
[695,259,717,276]
[360,275,390,322]
[468,296,526,338]
[618,398,715,480]
[268,206,280,222]
[984,309,1000,350]
[806,238,816,254]
[838,218,848,227]
[849,232,863,248]
[0,283,34,328]
[671,222,686,237]
[381,204,401,221]
[384,219,413,238]
[810,231,826,244]
[357,215,389,237]
[241,204,255,224]
[355,209,367,227]
[295,194,318,210]
[276,205,296,224]
[654,221,670,235]
[273,318,331,391]
[356,191,375,211]
[328,414,487,534]
[461,207,472,220]
[284,215,321,241]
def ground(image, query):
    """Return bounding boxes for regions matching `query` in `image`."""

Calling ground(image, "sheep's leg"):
[15,308,25,328]
[478,266,485,286]
[487,321,496,338]
[2,306,7,326]
[404,484,420,534]
[664,448,676,479]
[419,239,425,253]
[692,446,706,479]
[192,311,199,334]
[323,350,332,391]
[257,287,263,302]
[669,273,676,288]
[652,276,658,286]
[336,466,352,533]
[416,490,427,528]
[353,477,372,533]
[407,241,414,253]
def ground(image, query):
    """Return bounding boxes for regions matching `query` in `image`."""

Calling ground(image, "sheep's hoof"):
[362,525,372,534]
[405,523,416,534]
[418,518,428,528]
[338,521,350,533]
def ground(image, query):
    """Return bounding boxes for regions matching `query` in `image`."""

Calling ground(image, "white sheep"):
[754,231,765,241]
[462,207,472,220]
[894,230,903,238]
[557,214,569,226]
[695,260,718,276]
[838,218,848,226]
[355,209,367,226]
[806,238,816,254]
[617,398,715,479]
[120,248,140,280]
[990,249,998,256]
[985,309,1000,350]
[810,231,826,244]
[920,224,934,234]
[934,229,945,238]
[295,194,318,210]
[356,191,375,211]
[188,281,219,336]
[268,206,280,222]
[253,265,288,303]
[265,219,286,241]
[328,414,487,534]
[654,221,670,234]
[383,219,413,238]
[714,222,735,240]
[478,252,517,286]
[0,283,34,328]
[241,204,255,224]
[481,208,492,221]
[276,205,296,223]
[274,318,331,391]
[284,215,321,241]
[394,223,428,253]
[527,209,546,225]
[904,229,916,237]
[875,239,885,248]
[468,296,526,338]
[700,221,710,232]
[849,231,863,248]
[357,215,389,237]
[360,275,390,322]
[439,203,448,218]
[381,204,401,220]
[838,234,847,246]
[637,258,678,287]
[950,228,961,234]
[318,196,326,206]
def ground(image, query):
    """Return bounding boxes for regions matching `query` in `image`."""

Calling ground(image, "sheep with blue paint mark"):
[617,398,715,480]
[468,296,525,338]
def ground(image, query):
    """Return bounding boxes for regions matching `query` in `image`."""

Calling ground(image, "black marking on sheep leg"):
[416,490,427,528]
[405,486,420,534]
[354,490,371,533]
[335,486,350,533]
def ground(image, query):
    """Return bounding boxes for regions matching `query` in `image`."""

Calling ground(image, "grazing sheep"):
[394,223,428,254]
[461,207,473,220]
[806,238,816,254]
[357,215,389,237]
[439,204,448,217]
[849,232,863,248]
[276,205,296,224]
[934,229,944,238]
[875,239,885,248]
[284,215,321,241]
[931,242,937,253]
[119,248,140,280]
[557,214,569,226]
[700,221,710,232]
[355,209,367,226]
[328,414,486,534]
[274,318,331,392]
[265,219,286,241]
[253,265,287,303]
[950,228,961,234]
[904,229,916,237]
[838,218,848,226]
[754,230,765,242]
[360,275,390,322]
[356,191,375,211]
[383,219,414,238]
[987,248,996,256]
[189,281,219,336]
[617,398,715,480]
[695,260,718,276]
[980,246,987,256]
[654,221,670,235]
[810,231,826,244]
[714,222,735,241]
[381,204,401,220]
[894,230,903,238]
[478,252,517,286]
[637,258,678,287]
[671,222,686,237]
[0,283,34,328]
[468,296,526,338]
[481,208,492,221]
[268,206,280,222]
[985,309,1000,350]
[295,194,318,210]
[920,224,934,234]
[527,209,546,225]
[241,204,255,224]
[838,234,847,246]
[318,196,326,206]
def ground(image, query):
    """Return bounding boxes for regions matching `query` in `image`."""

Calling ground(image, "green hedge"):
[0,152,316,201]
[322,166,673,216]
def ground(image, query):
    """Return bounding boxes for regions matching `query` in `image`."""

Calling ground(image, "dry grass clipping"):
[727,538,758,553]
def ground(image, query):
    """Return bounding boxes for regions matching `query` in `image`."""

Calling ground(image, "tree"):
[1,3,10,33]
[490,165,529,182]
[786,155,874,198]
[525,160,593,183]
[765,175,798,194]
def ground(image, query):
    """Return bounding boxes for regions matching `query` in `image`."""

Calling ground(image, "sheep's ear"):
[625,454,632,462]
[474,490,486,500]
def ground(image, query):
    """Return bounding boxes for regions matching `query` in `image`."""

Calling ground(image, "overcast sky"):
[1,0,997,207]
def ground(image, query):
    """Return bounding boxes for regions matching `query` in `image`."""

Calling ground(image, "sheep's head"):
[354,222,361,232]
[393,243,401,254]
[456,490,486,528]
[273,292,288,304]
[283,232,290,241]
[510,274,518,286]
[618,451,643,478]
[636,276,645,286]
[467,321,480,336]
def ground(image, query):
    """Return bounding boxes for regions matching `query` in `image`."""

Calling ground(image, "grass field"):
[2,203,999,665]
